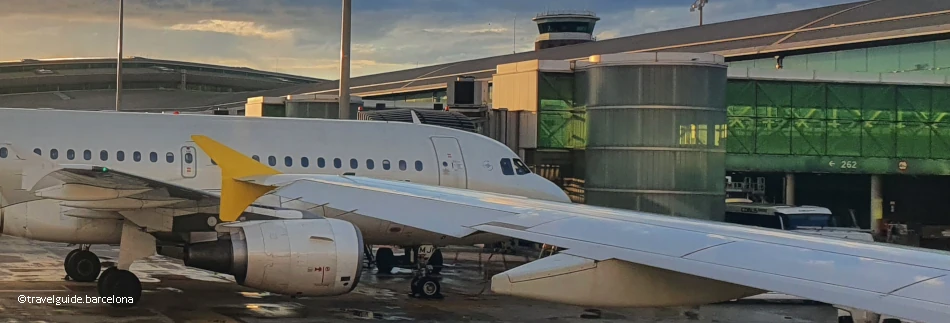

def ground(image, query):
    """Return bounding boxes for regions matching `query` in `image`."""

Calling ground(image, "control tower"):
[532,10,600,50]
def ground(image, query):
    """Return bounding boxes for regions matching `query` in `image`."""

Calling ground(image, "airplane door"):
[181,145,197,178]
[430,136,467,189]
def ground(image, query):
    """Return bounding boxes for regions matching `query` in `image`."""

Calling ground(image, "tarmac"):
[0,235,840,323]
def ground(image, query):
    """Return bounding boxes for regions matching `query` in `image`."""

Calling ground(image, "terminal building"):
[2,1,949,248]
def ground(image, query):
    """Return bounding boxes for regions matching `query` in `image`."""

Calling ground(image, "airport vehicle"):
[0,107,569,302]
[189,136,947,323]
[725,199,874,241]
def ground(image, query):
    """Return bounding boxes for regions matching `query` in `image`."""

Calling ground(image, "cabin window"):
[317,157,326,168]
[33,148,41,156]
[350,158,358,169]
[211,159,217,165]
[252,155,260,162]
[0,147,8,158]
[500,158,514,175]
[513,158,531,175]
[333,158,342,169]
[284,156,293,167]
[100,150,108,161]
[366,159,375,170]
[184,152,194,164]
[67,149,75,160]
[165,152,174,163]
[83,150,92,161]
[133,151,141,162]
[382,159,391,170]
[268,156,276,167]
[415,160,423,171]
[150,152,159,162]
[50,149,59,160]
[301,157,309,168]
[399,160,407,171]
[117,151,125,162]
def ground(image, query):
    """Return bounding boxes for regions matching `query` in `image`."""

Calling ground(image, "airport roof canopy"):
[255,0,950,98]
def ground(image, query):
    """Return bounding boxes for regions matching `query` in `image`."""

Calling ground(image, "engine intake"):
[183,218,364,297]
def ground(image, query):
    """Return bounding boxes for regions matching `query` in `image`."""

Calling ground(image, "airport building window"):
[33,148,41,156]
[150,152,158,163]
[350,158,358,169]
[268,156,277,167]
[333,158,342,169]
[500,158,514,175]
[399,160,407,171]
[117,151,125,162]
[67,149,75,160]
[0,147,7,158]
[366,159,375,170]
[133,151,141,162]
[415,161,423,171]
[165,152,174,163]
[301,157,309,168]
[83,150,92,161]
[50,149,58,160]
[284,156,292,167]
[382,159,391,170]
[100,150,108,161]
[318,157,326,168]
[252,155,260,162]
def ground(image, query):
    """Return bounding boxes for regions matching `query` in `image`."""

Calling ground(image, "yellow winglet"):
[191,135,282,222]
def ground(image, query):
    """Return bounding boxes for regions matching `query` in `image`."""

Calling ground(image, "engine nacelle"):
[183,218,364,297]
[491,253,764,308]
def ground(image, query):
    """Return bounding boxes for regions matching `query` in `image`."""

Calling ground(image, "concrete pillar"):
[870,175,883,233]
[784,173,795,205]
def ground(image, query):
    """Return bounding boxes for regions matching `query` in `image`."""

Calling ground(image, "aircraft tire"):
[410,276,442,299]
[63,249,81,277]
[65,250,100,282]
[105,270,141,308]
[376,248,395,274]
[97,267,118,296]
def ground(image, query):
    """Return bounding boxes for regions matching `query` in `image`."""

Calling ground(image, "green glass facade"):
[729,40,950,75]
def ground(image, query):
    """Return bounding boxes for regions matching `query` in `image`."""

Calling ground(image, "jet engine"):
[182,218,364,297]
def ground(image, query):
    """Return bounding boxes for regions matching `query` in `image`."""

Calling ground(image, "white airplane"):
[189,136,950,323]
[0,107,569,302]
[2,108,948,323]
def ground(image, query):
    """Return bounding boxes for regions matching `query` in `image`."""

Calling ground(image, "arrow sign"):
[828,161,836,167]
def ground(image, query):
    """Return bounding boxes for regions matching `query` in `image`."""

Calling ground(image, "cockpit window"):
[513,158,531,175]
[500,158,514,175]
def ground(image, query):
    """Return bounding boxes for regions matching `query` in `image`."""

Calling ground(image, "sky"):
[0,0,859,79]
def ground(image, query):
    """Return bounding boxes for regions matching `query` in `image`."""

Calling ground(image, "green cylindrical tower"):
[577,53,728,221]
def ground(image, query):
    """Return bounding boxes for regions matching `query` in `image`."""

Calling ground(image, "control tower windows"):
[537,22,594,34]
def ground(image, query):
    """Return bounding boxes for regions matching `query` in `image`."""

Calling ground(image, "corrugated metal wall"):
[581,63,729,220]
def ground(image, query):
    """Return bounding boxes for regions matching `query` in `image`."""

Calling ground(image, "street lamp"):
[116,0,124,111]
[338,0,352,119]
[690,0,708,26]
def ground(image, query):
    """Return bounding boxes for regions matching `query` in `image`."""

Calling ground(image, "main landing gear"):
[370,245,444,299]
[64,245,100,282]
[61,243,142,307]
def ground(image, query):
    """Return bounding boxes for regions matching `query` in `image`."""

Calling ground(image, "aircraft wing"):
[253,174,949,323]
[189,134,949,323]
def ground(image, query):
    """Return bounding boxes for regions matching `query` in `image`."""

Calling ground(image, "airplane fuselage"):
[0,108,570,246]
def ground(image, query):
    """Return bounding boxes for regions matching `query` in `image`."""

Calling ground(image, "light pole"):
[338,0,352,119]
[690,0,708,26]
[116,0,125,111]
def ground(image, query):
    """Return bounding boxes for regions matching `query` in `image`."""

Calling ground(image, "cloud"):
[167,20,295,40]
[0,0,860,79]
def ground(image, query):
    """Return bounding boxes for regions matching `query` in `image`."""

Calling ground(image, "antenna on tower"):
[690,0,709,26]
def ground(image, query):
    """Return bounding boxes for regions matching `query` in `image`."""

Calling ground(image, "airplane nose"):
[535,175,572,203]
